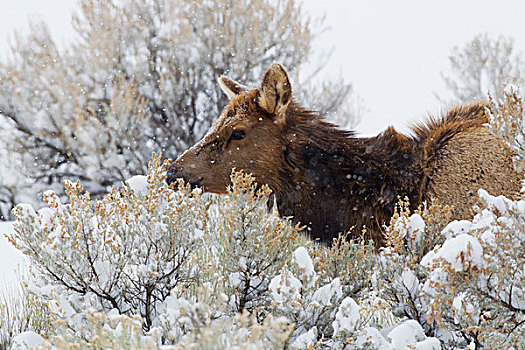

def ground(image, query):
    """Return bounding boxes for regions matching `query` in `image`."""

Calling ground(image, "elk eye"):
[230,130,245,141]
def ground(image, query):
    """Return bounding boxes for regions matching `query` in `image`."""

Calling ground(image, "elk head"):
[166,63,293,193]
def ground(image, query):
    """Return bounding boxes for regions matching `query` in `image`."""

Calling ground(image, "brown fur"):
[167,64,522,246]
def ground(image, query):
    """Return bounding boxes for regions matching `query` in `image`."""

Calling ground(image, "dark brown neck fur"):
[270,103,425,245]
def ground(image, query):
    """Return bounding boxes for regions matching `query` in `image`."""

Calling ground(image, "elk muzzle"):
[166,166,203,189]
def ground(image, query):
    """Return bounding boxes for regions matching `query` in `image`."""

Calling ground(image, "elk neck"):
[270,105,424,244]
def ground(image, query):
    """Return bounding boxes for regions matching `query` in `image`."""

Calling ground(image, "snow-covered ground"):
[0,221,28,287]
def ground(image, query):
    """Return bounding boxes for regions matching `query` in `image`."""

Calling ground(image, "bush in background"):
[439,33,525,103]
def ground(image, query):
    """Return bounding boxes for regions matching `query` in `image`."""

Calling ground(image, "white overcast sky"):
[1,0,524,135]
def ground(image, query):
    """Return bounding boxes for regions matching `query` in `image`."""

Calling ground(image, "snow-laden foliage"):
[10,154,211,331]
[7,155,305,348]
[0,276,51,350]
[0,0,360,219]
[371,193,525,349]
[372,199,454,348]
[488,86,525,173]
[422,189,525,348]
[440,33,525,103]
[10,331,44,350]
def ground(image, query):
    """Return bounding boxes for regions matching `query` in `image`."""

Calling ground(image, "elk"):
[167,63,522,246]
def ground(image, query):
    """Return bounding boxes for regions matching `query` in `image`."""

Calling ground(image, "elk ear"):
[218,76,247,99]
[258,63,292,122]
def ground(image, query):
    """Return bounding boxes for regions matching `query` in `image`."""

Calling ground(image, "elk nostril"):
[166,171,175,185]
[166,167,204,189]
[189,177,203,189]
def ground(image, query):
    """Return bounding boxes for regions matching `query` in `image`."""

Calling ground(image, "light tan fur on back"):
[424,124,521,219]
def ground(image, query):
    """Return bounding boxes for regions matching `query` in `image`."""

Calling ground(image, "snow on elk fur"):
[167,63,522,246]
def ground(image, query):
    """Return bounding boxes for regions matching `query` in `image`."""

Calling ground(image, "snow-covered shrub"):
[8,154,303,347]
[265,241,441,350]
[374,199,453,336]
[38,309,158,350]
[0,276,51,350]
[5,155,444,349]
[268,235,376,347]
[33,306,292,350]
[422,190,525,348]
[488,87,525,172]
[311,234,376,300]
[170,309,293,350]
[439,33,525,103]
[10,154,209,333]
[202,172,304,316]
[369,189,525,348]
